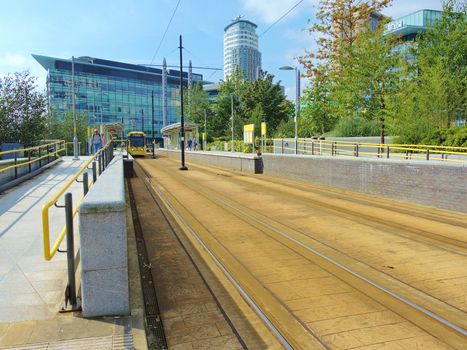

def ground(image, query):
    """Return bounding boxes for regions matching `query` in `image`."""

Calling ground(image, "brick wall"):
[262,154,467,213]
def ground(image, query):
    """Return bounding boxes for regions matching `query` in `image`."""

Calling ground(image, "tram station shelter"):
[161,122,198,150]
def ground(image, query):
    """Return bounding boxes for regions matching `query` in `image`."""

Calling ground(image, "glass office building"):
[385,9,442,41]
[33,54,203,141]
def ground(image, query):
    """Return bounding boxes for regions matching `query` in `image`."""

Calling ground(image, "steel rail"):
[152,184,294,350]
[135,163,324,349]
[147,161,467,349]
[187,161,467,245]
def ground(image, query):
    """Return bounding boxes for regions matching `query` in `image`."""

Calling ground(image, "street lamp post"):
[204,110,207,151]
[231,94,234,153]
[71,56,79,160]
[279,66,300,154]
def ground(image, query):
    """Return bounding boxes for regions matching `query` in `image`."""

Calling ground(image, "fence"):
[0,140,66,189]
[272,138,467,163]
[41,141,114,309]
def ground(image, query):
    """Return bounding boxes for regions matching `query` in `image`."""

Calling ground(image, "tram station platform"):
[0,150,465,349]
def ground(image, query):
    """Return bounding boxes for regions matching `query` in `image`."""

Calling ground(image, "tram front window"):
[130,136,144,147]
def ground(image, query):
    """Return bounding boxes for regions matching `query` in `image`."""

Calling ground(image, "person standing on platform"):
[187,138,193,151]
[100,132,107,146]
[89,129,102,154]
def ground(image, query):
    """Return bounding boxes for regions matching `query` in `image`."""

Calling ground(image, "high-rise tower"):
[223,17,261,82]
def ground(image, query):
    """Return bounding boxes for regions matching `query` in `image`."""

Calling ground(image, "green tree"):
[184,82,210,125]
[242,71,293,136]
[390,0,466,144]
[0,71,47,146]
[332,23,402,143]
[214,67,247,139]
[301,70,337,136]
[46,110,89,153]
[300,0,391,78]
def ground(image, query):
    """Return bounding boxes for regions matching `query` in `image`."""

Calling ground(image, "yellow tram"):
[127,131,146,156]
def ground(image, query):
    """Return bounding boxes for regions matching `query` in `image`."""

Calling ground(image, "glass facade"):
[385,9,442,40]
[224,19,262,81]
[33,54,203,140]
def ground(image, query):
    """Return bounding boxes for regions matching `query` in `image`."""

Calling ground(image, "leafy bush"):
[393,126,467,147]
[328,117,380,137]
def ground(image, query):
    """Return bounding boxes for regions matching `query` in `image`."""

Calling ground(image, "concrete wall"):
[0,156,56,187]
[158,149,262,174]
[262,154,467,213]
[79,155,129,317]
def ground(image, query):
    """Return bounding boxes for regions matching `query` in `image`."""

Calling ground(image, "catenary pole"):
[152,90,155,158]
[179,35,188,170]
[72,56,79,160]
[231,94,234,153]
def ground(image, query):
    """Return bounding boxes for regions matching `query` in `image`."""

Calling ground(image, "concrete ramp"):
[0,157,91,323]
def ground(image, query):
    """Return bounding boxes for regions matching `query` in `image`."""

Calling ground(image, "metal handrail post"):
[98,155,102,175]
[64,193,77,306]
[356,144,359,157]
[83,172,89,196]
[311,141,314,155]
[92,161,97,183]
[14,152,18,179]
[387,146,390,159]
[28,150,32,173]
[39,147,42,167]
[426,149,430,161]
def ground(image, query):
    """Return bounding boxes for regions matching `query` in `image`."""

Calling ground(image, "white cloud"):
[0,53,30,67]
[0,52,47,91]
[242,0,318,24]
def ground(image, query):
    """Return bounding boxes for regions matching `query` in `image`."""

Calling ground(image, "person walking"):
[187,138,193,151]
[100,132,107,146]
[89,129,102,153]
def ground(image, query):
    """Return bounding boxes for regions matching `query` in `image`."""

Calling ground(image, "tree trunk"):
[380,117,385,145]
[380,96,386,145]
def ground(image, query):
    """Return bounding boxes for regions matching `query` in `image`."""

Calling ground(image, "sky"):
[0,0,443,99]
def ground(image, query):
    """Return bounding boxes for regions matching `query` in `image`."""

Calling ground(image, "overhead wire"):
[149,0,182,65]
[258,0,306,37]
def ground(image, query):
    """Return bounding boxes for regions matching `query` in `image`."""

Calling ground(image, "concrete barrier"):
[79,155,129,317]
[157,148,263,174]
[262,154,467,213]
[0,157,61,192]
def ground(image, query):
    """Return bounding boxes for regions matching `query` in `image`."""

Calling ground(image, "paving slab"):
[0,175,147,349]
[0,157,91,323]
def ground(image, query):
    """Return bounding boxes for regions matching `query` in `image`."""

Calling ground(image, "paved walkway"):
[0,157,91,323]
[0,156,147,349]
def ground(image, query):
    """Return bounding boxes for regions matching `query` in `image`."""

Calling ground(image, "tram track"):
[190,163,467,253]
[136,158,466,349]
[134,162,327,349]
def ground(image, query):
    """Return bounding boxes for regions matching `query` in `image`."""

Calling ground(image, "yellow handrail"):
[0,140,65,156]
[273,138,467,162]
[292,138,467,151]
[41,141,113,261]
